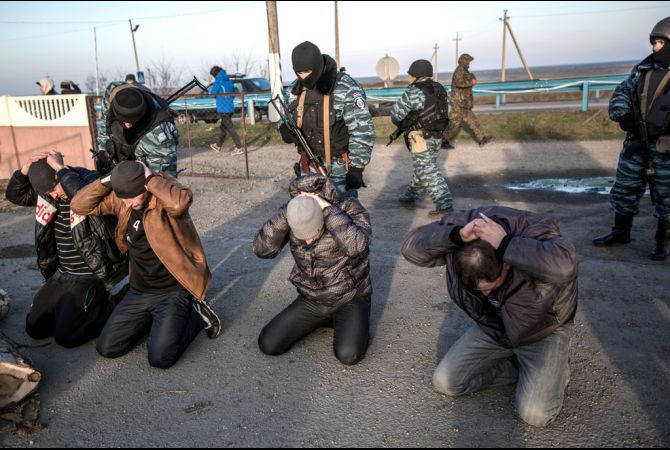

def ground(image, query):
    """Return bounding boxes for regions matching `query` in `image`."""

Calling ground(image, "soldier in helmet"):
[592,17,670,261]
[390,59,454,217]
[442,54,492,150]
[279,41,375,198]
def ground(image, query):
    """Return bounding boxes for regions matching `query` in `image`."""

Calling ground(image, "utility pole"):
[334,1,341,69]
[432,43,439,82]
[500,10,507,82]
[94,27,100,95]
[453,32,461,68]
[499,10,533,81]
[266,1,282,122]
[129,19,141,75]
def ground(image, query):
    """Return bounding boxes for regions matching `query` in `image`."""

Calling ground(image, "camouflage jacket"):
[450,65,476,110]
[390,79,438,150]
[609,54,659,121]
[283,56,375,169]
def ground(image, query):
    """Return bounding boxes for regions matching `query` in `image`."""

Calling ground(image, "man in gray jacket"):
[253,174,372,365]
[402,206,578,427]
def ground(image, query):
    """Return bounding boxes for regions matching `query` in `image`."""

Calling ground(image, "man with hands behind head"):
[402,206,578,427]
[70,160,221,369]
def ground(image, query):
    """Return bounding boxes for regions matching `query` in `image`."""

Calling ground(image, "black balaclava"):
[292,41,324,90]
[652,38,670,67]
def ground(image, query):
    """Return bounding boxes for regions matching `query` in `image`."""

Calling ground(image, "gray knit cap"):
[286,196,324,240]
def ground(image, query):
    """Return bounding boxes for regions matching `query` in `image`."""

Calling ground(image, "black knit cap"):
[110,161,146,199]
[112,88,147,124]
[28,159,58,194]
[292,41,324,89]
[408,59,433,78]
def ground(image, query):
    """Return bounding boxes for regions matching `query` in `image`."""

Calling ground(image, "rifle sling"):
[323,94,331,175]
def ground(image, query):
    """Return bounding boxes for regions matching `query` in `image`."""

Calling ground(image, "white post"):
[247,98,256,125]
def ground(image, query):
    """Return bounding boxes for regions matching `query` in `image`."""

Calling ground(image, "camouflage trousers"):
[443,108,486,142]
[609,142,670,220]
[399,137,453,210]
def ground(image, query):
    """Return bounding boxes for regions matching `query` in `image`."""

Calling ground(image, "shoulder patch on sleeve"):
[354,96,366,110]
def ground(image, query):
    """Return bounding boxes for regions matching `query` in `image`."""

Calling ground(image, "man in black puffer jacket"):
[253,174,372,365]
[5,151,126,348]
[402,206,578,427]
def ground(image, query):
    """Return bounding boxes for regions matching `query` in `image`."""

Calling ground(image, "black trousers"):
[217,113,242,148]
[96,288,204,369]
[26,272,112,348]
[258,296,371,365]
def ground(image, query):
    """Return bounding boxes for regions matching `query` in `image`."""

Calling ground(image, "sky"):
[0,1,668,95]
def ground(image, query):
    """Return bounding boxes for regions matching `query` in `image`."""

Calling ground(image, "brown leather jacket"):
[253,175,372,306]
[71,174,211,301]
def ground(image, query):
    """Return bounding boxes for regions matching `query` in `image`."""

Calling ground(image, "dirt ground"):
[0,138,668,447]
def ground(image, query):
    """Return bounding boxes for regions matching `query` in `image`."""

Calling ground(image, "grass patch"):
[176,110,625,148]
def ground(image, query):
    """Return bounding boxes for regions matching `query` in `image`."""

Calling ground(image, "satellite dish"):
[376,54,400,82]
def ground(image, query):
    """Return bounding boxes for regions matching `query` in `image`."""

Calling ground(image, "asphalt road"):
[0,139,667,447]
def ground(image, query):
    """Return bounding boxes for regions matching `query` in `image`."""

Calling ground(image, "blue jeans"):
[433,323,572,427]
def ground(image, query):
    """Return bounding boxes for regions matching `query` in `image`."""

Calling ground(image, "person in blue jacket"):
[208,66,243,155]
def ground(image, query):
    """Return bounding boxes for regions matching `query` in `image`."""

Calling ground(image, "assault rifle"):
[269,95,328,176]
[386,104,437,146]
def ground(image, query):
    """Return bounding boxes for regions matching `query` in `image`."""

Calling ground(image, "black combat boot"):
[441,140,455,150]
[651,219,670,261]
[592,213,633,246]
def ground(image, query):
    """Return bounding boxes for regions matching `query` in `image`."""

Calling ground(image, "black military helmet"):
[408,59,433,78]
[650,17,670,42]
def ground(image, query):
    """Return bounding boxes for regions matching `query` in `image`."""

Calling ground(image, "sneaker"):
[478,136,493,147]
[192,300,221,339]
[210,143,221,152]
[230,147,244,156]
[441,140,455,150]
[428,206,454,217]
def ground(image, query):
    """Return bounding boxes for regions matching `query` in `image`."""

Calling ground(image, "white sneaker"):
[230,147,244,156]
[210,143,221,152]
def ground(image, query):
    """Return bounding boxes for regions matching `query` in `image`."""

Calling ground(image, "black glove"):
[345,166,366,190]
[618,113,637,133]
[293,162,302,177]
[279,123,297,144]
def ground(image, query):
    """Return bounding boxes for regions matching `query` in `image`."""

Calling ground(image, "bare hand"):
[46,151,65,171]
[459,220,480,242]
[473,215,506,249]
[300,192,331,210]
[136,160,152,178]
[21,152,50,175]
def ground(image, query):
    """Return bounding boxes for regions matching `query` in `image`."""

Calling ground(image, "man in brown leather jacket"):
[402,206,578,427]
[71,161,221,369]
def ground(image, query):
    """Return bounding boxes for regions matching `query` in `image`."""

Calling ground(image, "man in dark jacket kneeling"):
[402,206,578,427]
[253,174,372,365]
[5,151,126,348]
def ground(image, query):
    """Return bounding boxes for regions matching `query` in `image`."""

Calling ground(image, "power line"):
[514,3,670,18]
[0,2,262,26]
[0,23,121,43]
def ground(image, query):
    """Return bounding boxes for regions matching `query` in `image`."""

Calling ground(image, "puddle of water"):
[505,177,616,195]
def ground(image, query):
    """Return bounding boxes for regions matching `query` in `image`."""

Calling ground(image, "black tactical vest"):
[401,79,450,138]
[288,74,350,160]
[633,66,670,138]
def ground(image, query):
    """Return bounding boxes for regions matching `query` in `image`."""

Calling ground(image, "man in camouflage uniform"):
[593,17,670,261]
[442,54,492,150]
[279,41,375,198]
[97,82,179,178]
[390,59,454,217]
